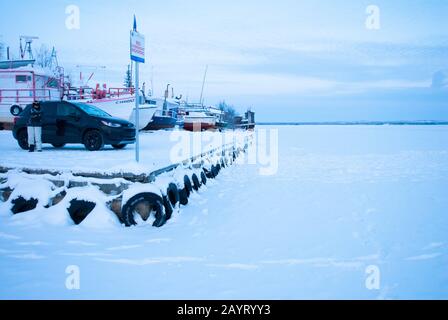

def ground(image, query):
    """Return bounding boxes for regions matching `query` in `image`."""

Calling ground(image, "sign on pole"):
[130,30,145,63]
[130,16,145,163]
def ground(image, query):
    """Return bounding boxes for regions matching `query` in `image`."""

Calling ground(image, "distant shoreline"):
[257,121,448,126]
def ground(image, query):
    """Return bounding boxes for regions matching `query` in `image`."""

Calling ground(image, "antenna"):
[75,65,106,86]
[50,47,58,68]
[150,65,154,96]
[20,35,39,60]
[199,65,208,106]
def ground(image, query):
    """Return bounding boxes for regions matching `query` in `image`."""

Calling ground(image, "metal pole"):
[163,84,170,115]
[135,61,140,162]
[199,65,208,106]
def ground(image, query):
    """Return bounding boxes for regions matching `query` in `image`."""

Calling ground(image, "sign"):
[130,30,145,63]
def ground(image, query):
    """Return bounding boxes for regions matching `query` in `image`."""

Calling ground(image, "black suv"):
[13,101,136,151]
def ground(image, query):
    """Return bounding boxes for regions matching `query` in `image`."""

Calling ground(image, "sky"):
[0,0,447,121]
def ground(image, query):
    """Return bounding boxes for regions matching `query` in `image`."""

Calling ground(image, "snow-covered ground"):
[0,129,248,174]
[1,125,448,299]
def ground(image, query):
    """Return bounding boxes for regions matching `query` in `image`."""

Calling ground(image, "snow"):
[0,125,448,299]
[0,129,249,175]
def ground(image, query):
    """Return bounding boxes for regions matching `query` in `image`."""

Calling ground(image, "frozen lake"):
[1,125,448,299]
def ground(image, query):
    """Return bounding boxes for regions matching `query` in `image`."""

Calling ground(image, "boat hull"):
[143,115,177,131]
[183,121,216,132]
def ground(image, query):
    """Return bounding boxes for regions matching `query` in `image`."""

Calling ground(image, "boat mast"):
[199,65,208,107]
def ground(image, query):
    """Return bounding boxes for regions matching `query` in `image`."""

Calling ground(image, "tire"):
[17,129,29,150]
[163,195,173,220]
[83,130,103,151]
[204,168,214,179]
[200,171,207,185]
[112,144,126,150]
[179,188,189,206]
[166,183,180,207]
[184,175,193,196]
[121,192,166,227]
[52,143,66,148]
[10,105,22,116]
[67,199,96,225]
[11,196,38,214]
[192,173,201,191]
[211,165,219,178]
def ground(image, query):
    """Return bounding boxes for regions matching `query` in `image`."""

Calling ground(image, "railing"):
[108,87,134,97]
[0,88,58,104]
[65,87,135,101]
[153,109,175,117]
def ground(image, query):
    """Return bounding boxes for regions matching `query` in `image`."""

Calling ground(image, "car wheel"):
[52,143,66,148]
[83,130,103,151]
[112,144,126,150]
[17,129,29,150]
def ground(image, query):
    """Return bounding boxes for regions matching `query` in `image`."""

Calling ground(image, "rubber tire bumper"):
[166,183,180,207]
[192,173,201,191]
[200,171,207,185]
[184,175,193,196]
[121,192,166,227]
[67,199,96,225]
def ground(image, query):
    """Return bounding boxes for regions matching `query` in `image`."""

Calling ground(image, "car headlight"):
[101,120,122,128]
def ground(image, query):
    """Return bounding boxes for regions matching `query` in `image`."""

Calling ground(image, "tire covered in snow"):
[191,173,201,191]
[166,183,180,207]
[163,195,173,220]
[121,192,166,227]
[200,171,207,185]
[11,196,38,214]
[179,188,189,206]
[204,168,214,179]
[67,199,96,225]
[184,175,193,196]
[211,165,219,178]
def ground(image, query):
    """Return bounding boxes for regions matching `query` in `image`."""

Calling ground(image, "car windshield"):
[73,103,111,117]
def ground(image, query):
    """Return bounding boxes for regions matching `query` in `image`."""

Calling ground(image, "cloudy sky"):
[1,0,447,121]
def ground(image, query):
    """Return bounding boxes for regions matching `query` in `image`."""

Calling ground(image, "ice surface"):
[0,125,447,299]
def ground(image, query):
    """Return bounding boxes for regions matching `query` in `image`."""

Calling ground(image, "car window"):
[73,103,110,117]
[57,103,81,117]
[42,103,57,117]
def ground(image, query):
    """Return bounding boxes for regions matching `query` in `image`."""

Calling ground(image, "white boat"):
[0,64,63,129]
[183,110,216,131]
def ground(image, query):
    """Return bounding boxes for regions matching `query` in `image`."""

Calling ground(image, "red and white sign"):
[130,31,145,63]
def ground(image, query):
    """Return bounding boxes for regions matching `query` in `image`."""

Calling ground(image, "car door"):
[41,102,58,144]
[56,102,83,143]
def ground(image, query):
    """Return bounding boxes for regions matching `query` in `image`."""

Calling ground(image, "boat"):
[143,109,177,130]
[0,41,64,130]
[183,110,216,131]
[132,96,177,131]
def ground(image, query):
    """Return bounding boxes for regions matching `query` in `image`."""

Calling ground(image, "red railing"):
[65,87,135,101]
[0,88,58,104]
[108,87,135,97]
